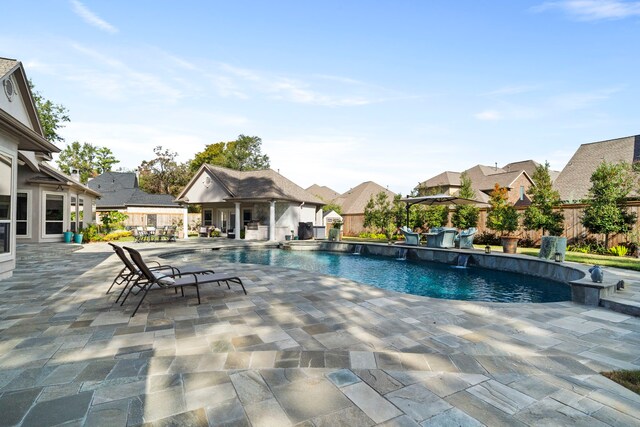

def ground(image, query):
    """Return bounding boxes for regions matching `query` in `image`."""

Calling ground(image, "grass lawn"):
[602,371,640,394]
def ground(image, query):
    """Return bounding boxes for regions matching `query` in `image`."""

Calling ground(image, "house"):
[554,135,640,203]
[417,161,542,206]
[176,165,324,241]
[331,181,398,236]
[1,57,99,278]
[87,171,188,231]
[306,184,341,203]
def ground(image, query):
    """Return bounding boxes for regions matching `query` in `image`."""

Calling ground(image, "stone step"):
[600,294,640,317]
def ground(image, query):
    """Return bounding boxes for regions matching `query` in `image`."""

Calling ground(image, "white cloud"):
[70,0,118,33]
[532,0,640,21]
[475,110,503,121]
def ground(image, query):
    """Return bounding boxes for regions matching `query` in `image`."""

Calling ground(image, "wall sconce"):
[485,245,491,254]
[554,252,562,262]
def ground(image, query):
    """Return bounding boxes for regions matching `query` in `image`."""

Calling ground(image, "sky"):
[2,0,640,196]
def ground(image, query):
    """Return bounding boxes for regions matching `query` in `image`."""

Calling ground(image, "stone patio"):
[1,240,640,426]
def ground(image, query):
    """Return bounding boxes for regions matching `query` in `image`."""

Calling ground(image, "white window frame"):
[16,189,31,239]
[42,191,67,237]
[0,147,15,260]
[203,209,213,226]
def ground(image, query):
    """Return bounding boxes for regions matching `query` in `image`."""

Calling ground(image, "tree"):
[582,161,637,248]
[451,171,480,229]
[190,135,270,172]
[57,142,119,183]
[364,191,396,238]
[138,146,192,196]
[486,184,519,236]
[322,202,342,214]
[29,80,70,143]
[523,162,564,236]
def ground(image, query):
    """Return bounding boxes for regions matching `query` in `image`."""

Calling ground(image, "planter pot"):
[328,229,341,241]
[285,235,291,241]
[74,233,83,244]
[501,236,519,254]
[63,231,73,243]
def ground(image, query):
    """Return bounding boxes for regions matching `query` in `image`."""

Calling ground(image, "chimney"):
[70,169,80,182]
[494,162,498,171]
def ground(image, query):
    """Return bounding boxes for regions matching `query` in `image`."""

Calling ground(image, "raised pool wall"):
[284,241,621,307]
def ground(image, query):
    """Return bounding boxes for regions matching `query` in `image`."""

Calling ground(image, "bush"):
[568,237,607,255]
[357,232,387,240]
[519,236,537,248]
[609,245,629,257]
[475,231,501,246]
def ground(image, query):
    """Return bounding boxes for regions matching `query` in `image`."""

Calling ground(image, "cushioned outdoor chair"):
[399,226,421,246]
[122,246,247,317]
[425,227,458,248]
[455,227,477,249]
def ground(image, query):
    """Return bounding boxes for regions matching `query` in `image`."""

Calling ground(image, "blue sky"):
[2,0,639,195]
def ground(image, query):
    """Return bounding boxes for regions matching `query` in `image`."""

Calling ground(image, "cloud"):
[475,110,503,121]
[532,0,640,21]
[70,0,118,33]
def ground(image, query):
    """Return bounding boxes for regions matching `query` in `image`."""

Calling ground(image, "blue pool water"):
[169,248,571,303]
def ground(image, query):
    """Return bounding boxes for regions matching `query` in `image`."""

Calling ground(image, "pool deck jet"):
[1,240,640,426]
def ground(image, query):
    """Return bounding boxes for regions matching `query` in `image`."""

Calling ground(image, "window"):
[44,193,65,235]
[203,209,213,226]
[147,214,157,227]
[520,186,525,201]
[0,152,12,253]
[16,192,28,237]
[243,209,252,226]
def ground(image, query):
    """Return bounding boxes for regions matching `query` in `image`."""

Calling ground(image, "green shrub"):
[609,245,629,257]
[475,231,501,246]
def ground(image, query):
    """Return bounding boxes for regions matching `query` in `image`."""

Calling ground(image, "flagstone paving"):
[1,240,640,426]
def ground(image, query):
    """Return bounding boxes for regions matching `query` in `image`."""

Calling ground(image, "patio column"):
[182,208,188,239]
[269,200,276,241]
[235,202,241,240]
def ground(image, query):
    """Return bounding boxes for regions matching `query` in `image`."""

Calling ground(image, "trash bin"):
[298,222,314,240]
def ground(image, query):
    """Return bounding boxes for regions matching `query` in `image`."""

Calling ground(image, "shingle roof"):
[420,171,461,188]
[334,181,397,215]
[203,165,323,204]
[554,135,640,202]
[26,163,101,197]
[306,184,341,202]
[0,57,19,78]
[87,172,180,208]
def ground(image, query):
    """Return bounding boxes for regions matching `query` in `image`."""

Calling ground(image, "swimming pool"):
[166,248,571,303]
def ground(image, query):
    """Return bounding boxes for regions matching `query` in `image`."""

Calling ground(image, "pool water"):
[169,248,571,303]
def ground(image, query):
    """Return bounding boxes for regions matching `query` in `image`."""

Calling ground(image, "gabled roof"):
[26,162,101,197]
[306,184,341,202]
[87,171,180,208]
[333,181,397,215]
[420,171,461,188]
[554,135,640,202]
[177,165,324,205]
[503,160,560,183]
[0,57,45,137]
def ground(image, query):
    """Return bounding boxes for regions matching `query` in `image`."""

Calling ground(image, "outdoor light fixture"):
[554,252,562,262]
[485,245,491,254]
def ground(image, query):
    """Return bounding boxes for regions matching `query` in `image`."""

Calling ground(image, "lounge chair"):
[123,246,247,317]
[107,243,206,300]
[456,227,477,249]
[399,226,420,245]
[425,227,458,248]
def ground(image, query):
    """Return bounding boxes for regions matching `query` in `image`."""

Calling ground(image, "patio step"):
[600,281,640,317]
[16,243,83,262]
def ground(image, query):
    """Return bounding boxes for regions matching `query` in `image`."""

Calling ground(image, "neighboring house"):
[1,57,98,278]
[87,171,188,230]
[323,210,343,229]
[417,160,542,206]
[176,165,324,241]
[331,181,398,236]
[306,184,341,203]
[554,135,640,203]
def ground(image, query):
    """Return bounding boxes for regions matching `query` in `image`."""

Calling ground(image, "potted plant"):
[63,229,73,243]
[74,228,84,244]
[486,184,520,254]
[329,220,343,241]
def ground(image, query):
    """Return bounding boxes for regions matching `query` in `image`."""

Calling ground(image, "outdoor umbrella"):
[399,194,488,228]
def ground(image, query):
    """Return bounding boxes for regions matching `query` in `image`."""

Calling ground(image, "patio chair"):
[123,246,247,317]
[198,227,210,237]
[399,226,420,246]
[132,227,145,243]
[455,227,477,249]
[425,227,457,248]
[163,226,177,242]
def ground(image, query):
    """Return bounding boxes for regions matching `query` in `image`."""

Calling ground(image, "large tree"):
[523,161,564,236]
[364,191,401,238]
[451,171,479,229]
[138,146,191,196]
[486,184,519,236]
[29,80,70,143]
[57,142,119,183]
[582,161,637,248]
[190,135,270,172]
